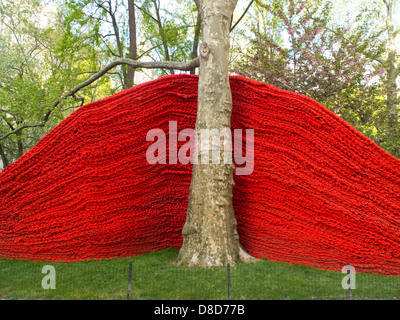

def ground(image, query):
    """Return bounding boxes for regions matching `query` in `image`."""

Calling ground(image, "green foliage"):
[136,0,199,78]
[0,0,204,167]
[1,0,398,165]
[234,0,400,157]
[0,0,115,165]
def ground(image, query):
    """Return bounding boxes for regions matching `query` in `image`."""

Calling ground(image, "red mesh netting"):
[1,74,400,274]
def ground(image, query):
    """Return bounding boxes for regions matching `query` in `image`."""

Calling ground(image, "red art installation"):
[1,74,400,274]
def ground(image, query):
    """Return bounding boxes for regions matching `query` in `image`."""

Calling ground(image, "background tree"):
[234,0,400,156]
[63,0,138,89]
[134,0,201,78]
[64,0,201,85]
[354,0,400,154]
[0,0,202,167]
[0,0,115,168]
[1,0,399,268]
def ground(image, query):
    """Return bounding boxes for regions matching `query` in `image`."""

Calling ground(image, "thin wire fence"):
[0,260,399,300]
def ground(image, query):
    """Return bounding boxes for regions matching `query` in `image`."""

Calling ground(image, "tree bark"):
[178,0,256,267]
[125,0,137,88]
[0,143,9,169]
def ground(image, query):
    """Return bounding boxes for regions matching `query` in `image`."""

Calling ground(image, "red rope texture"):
[1,74,400,275]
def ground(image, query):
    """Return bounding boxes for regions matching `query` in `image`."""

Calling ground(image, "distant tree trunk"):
[383,0,399,127]
[153,0,174,75]
[2,117,23,161]
[0,143,9,169]
[190,12,201,75]
[15,130,24,159]
[126,0,137,88]
[105,0,131,89]
[178,0,256,267]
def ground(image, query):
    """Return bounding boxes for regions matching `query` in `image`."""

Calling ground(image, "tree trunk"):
[383,0,399,127]
[126,0,137,88]
[190,12,201,75]
[0,143,9,169]
[16,131,24,159]
[178,0,256,267]
[153,0,174,75]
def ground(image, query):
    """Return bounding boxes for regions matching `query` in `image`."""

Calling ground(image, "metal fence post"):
[227,263,231,299]
[127,261,133,300]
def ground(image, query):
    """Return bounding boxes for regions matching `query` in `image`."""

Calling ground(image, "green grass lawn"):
[0,248,399,300]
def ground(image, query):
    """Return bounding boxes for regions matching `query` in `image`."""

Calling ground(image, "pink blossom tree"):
[235,0,400,156]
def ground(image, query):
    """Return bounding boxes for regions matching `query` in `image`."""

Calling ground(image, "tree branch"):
[56,57,200,105]
[134,3,158,22]
[382,0,389,9]
[0,123,45,141]
[0,57,199,142]
[136,43,164,60]
[1,116,15,131]
[98,33,120,57]
[230,0,254,32]
[375,56,388,66]
[60,105,83,112]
